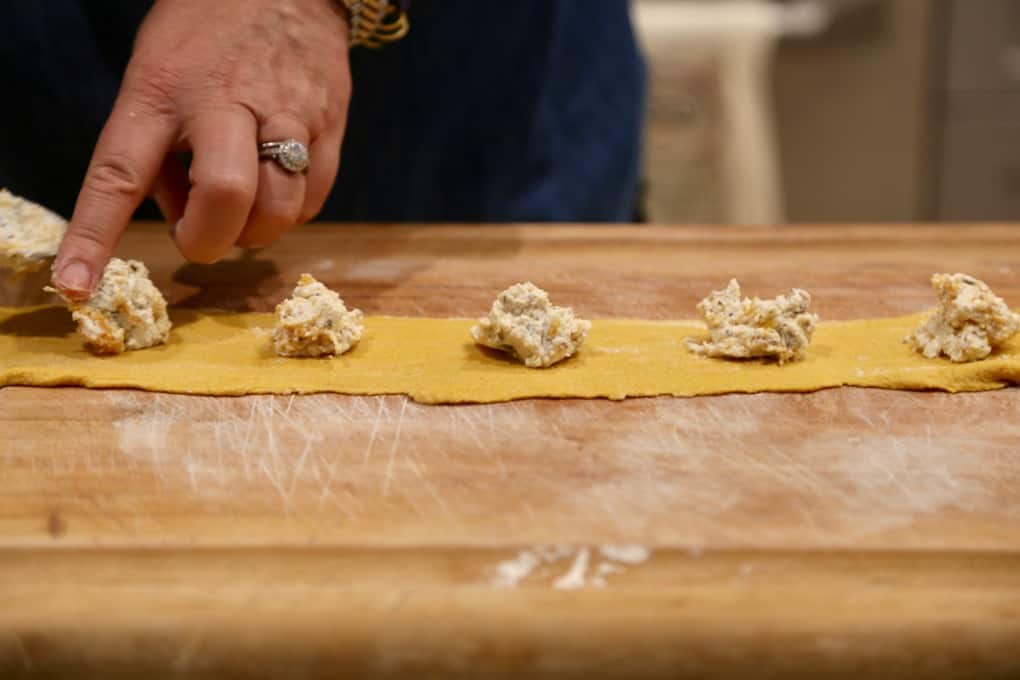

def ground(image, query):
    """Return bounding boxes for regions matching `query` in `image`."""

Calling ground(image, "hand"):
[52,0,351,299]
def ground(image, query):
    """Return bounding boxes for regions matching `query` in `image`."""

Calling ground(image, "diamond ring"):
[258,139,310,174]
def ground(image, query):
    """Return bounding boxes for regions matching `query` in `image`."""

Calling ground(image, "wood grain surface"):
[1,223,1019,678]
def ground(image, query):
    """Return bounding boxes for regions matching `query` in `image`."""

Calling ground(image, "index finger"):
[52,97,175,299]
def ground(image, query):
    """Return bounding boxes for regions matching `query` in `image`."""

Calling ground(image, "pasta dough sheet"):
[1,306,1019,404]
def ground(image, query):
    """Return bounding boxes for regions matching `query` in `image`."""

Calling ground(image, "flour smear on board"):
[490,544,652,589]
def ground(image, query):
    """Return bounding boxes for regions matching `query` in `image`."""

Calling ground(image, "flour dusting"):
[97,390,1018,553]
[489,544,652,589]
[553,547,591,590]
[599,544,650,565]
[491,550,541,588]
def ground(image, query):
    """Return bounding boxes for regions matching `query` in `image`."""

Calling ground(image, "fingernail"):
[169,219,182,241]
[53,260,94,296]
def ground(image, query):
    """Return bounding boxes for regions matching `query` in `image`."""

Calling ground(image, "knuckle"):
[87,154,147,201]
[324,79,351,127]
[204,174,253,207]
[124,63,182,118]
[300,77,350,136]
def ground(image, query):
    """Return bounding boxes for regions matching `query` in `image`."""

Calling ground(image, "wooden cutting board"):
[1,223,1019,678]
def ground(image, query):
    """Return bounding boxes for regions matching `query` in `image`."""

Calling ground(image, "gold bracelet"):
[340,0,410,49]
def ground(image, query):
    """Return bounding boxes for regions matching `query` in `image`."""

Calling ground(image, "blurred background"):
[637,0,1016,224]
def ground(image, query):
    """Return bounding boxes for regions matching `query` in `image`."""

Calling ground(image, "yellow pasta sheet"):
[1,306,1018,404]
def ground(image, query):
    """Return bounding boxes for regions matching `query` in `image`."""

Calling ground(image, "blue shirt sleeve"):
[329,0,647,222]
